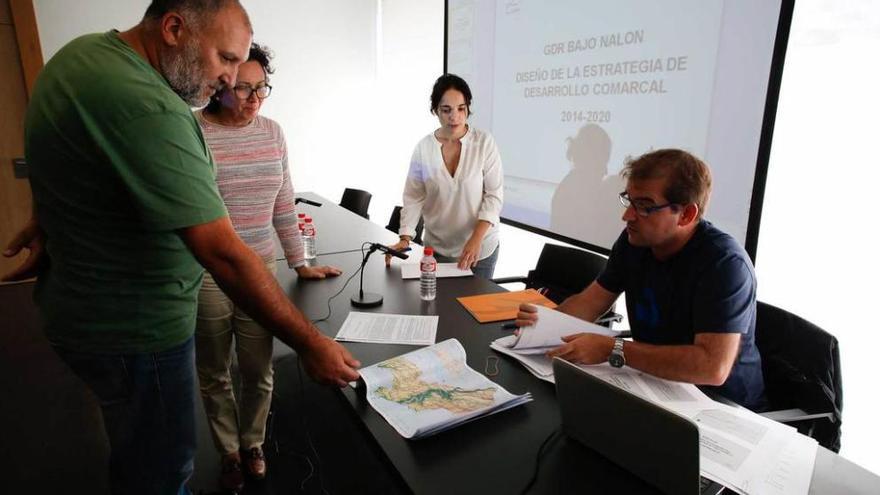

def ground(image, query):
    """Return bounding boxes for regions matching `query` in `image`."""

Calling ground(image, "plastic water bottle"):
[420,247,437,301]
[302,216,316,259]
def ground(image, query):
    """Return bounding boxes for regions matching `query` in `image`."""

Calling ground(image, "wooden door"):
[0,0,41,278]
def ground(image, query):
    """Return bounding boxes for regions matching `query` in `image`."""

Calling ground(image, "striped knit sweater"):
[196,111,305,268]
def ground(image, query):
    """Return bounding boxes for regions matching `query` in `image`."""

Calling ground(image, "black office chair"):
[493,243,622,327]
[385,206,424,245]
[339,188,372,219]
[755,301,843,452]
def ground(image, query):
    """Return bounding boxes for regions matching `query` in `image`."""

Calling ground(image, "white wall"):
[34,0,442,227]
[31,0,880,476]
[756,0,880,474]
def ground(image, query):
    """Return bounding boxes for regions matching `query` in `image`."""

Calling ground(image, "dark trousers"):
[54,337,196,495]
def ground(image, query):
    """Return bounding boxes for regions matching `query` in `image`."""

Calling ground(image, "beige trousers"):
[195,262,276,455]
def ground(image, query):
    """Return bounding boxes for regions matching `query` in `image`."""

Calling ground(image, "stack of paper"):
[358,339,532,439]
[489,306,616,381]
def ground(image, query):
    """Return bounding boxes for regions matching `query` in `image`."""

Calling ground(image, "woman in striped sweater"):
[194,44,341,491]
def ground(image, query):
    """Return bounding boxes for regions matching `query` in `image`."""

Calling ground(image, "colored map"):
[375,357,496,413]
[358,339,532,439]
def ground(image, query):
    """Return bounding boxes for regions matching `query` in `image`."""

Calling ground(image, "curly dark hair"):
[204,43,274,114]
[430,74,472,116]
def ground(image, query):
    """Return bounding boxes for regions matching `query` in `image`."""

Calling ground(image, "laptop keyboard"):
[700,476,724,494]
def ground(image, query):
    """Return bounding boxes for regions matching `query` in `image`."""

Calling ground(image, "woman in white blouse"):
[386,74,504,278]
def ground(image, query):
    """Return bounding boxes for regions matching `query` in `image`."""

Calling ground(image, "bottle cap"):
[304,216,313,222]
[424,247,433,256]
[297,213,305,218]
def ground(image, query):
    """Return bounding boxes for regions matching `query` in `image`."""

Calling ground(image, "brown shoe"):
[220,452,245,492]
[243,446,267,479]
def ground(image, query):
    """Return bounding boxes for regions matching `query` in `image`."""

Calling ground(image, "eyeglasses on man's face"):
[618,192,676,217]
[232,83,272,100]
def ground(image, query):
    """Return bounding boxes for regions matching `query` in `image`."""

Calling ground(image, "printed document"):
[401,262,473,279]
[577,366,817,495]
[334,312,438,346]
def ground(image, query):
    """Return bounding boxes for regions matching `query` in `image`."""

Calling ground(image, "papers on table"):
[401,262,473,279]
[565,365,818,495]
[358,339,532,439]
[489,306,619,381]
[490,335,555,381]
[500,306,616,354]
[334,312,438,346]
[487,308,818,495]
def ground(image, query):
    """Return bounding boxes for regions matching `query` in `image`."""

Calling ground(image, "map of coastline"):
[374,357,497,414]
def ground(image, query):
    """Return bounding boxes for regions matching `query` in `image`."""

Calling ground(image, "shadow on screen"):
[551,124,624,248]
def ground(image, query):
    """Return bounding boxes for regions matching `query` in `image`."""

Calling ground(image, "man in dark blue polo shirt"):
[517,149,764,409]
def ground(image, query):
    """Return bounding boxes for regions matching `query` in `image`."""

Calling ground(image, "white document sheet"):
[502,306,616,354]
[401,262,473,279]
[673,401,816,495]
[334,312,438,346]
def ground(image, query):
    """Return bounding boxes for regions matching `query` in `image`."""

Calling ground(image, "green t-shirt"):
[26,31,228,353]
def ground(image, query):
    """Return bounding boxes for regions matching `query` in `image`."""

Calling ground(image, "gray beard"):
[159,39,209,107]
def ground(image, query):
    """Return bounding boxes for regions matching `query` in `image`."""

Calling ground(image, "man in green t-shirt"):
[3,1,360,493]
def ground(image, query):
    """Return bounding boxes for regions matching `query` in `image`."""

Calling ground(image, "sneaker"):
[243,446,267,480]
[220,452,245,492]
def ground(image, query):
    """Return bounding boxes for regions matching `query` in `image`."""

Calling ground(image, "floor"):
[1,281,403,494]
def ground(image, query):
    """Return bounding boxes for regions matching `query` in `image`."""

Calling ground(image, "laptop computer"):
[553,359,725,495]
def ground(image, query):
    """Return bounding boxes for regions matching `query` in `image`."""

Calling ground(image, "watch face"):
[609,353,625,368]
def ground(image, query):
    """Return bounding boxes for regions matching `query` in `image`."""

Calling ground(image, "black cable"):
[267,388,317,493]
[520,428,562,495]
[297,356,331,495]
[311,242,371,324]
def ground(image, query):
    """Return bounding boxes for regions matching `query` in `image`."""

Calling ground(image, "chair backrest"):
[526,244,608,304]
[339,188,372,219]
[755,301,843,452]
[385,206,424,245]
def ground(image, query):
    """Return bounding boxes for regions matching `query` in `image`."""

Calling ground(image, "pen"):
[501,322,518,331]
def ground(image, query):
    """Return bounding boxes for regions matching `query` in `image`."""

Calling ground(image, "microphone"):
[371,243,410,260]
[295,198,322,207]
[350,242,409,308]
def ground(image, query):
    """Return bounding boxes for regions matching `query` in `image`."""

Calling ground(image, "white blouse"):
[400,127,504,259]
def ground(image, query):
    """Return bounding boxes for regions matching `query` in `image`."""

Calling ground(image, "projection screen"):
[445,0,794,257]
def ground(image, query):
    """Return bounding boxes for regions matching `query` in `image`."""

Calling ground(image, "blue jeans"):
[53,337,196,495]
[435,245,500,279]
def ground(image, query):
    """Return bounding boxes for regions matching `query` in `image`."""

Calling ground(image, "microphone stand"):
[351,245,384,308]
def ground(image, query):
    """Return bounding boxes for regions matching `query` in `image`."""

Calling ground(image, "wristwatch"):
[608,338,626,368]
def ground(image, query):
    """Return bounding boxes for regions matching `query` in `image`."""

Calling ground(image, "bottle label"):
[420,260,436,272]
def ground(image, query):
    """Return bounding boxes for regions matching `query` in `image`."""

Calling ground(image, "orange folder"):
[456,289,557,323]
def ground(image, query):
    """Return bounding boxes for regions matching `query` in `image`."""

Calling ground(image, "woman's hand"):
[384,239,410,266]
[295,265,342,279]
[458,235,482,270]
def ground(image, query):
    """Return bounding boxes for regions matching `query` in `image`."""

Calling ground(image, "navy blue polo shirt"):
[598,220,765,409]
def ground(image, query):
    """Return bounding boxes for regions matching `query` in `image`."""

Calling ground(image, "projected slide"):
[448,0,784,251]
[494,0,721,248]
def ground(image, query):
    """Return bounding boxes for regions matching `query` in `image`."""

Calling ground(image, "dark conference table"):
[274,193,878,495]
